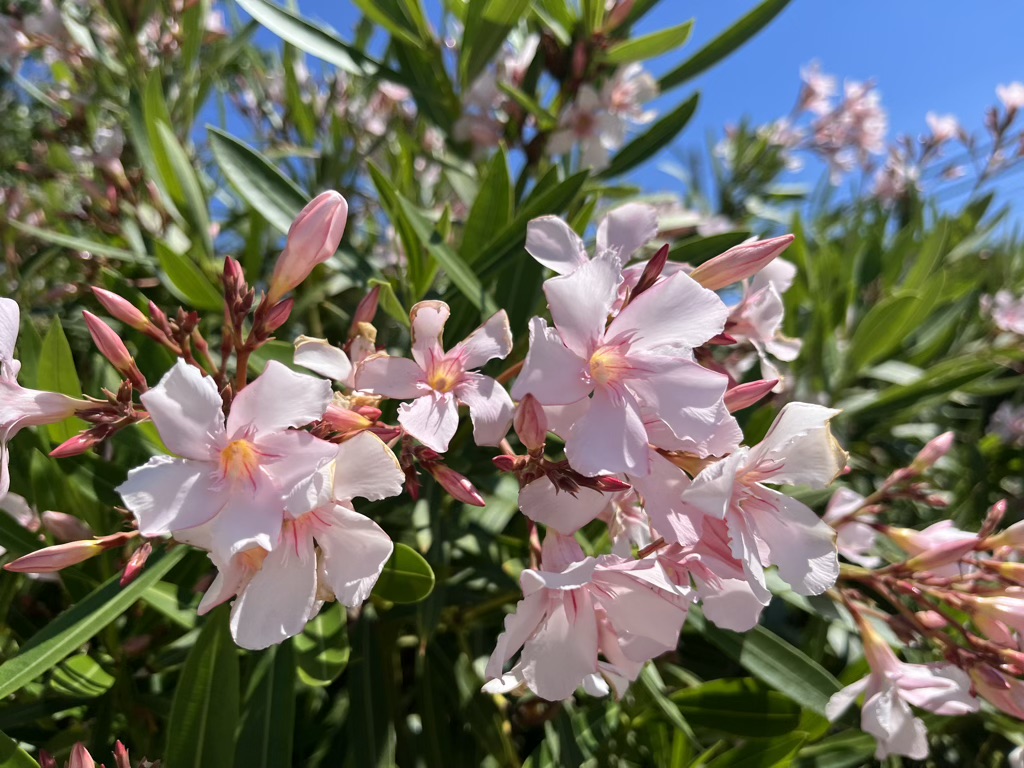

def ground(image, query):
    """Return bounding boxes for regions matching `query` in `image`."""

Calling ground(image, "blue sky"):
[237,0,1024,213]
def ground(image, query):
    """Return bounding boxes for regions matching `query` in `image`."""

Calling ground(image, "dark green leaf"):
[165,607,240,768]
[293,603,350,687]
[351,0,424,48]
[234,641,296,768]
[0,731,38,768]
[599,93,699,178]
[668,231,751,266]
[7,220,144,263]
[659,0,792,90]
[604,20,693,64]
[669,678,801,737]
[844,291,924,376]
[460,0,532,86]
[155,241,224,311]
[367,278,410,328]
[372,543,435,604]
[49,653,115,699]
[462,147,513,263]
[705,732,806,767]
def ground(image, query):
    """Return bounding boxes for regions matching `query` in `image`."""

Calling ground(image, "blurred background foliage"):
[0,0,1022,765]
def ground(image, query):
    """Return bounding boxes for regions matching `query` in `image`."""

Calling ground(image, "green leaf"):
[165,607,240,768]
[0,512,43,559]
[497,82,558,129]
[669,678,801,737]
[460,0,532,86]
[293,603,350,687]
[462,147,513,263]
[143,72,184,205]
[604,20,693,64]
[367,278,410,328]
[372,543,435,604]
[705,733,807,768]
[49,653,115,699]
[599,93,699,178]
[155,241,224,311]
[208,127,308,235]
[0,548,186,699]
[0,731,38,768]
[37,319,84,444]
[351,0,424,48]
[844,291,924,376]
[234,641,296,768]
[659,0,792,90]
[7,220,145,263]
[688,610,841,716]
[154,122,213,258]
[668,231,751,266]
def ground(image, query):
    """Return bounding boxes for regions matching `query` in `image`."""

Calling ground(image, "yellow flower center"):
[220,439,261,485]
[428,356,463,393]
[588,346,628,387]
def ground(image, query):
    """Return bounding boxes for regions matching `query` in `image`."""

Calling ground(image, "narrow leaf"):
[599,93,699,178]
[604,20,693,64]
[37,319,84,444]
[155,242,224,311]
[234,641,296,768]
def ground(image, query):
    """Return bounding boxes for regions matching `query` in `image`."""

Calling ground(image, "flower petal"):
[294,336,353,383]
[520,590,598,701]
[525,216,588,275]
[510,318,590,405]
[566,387,648,477]
[862,687,929,760]
[454,372,514,447]
[484,590,547,681]
[0,298,19,368]
[227,360,332,437]
[333,431,404,502]
[117,456,224,536]
[631,451,699,544]
[398,391,460,452]
[518,475,610,535]
[896,664,979,716]
[410,300,450,369]
[140,360,224,460]
[756,489,839,596]
[230,525,317,649]
[355,353,428,399]
[543,252,622,358]
[749,403,848,488]
[596,203,658,261]
[627,356,729,446]
[825,676,870,721]
[316,502,394,605]
[607,270,728,352]
[455,310,512,370]
[256,430,339,513]
[197,552,252,615]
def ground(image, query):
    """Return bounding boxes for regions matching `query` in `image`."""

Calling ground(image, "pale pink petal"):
[607,270,728,352]
[226,360,332,437]
[177,482,286,560]
[518,476,610,535]
[524,557,598,592]
[333,431,404,502]
[596,203,657,261]
[139,360,224,460]
[0,493,38,531]
[197,552,252,615]
[294,336,353,383]
[749,402,847,488]
[0,448,10,502]
[751,257,797,294]
[398,390,460,452]
[698,576,767,632]
[631,451,699,544]
[315,502,393,605]
[0,298,18,367]
[678,451,744,522]
[595,565,689,660]
[354,353,428,398]
[520,591,598,701]
[117,456,225,536]
[543,252,621,358]
[539,531,588,573]
[510,318,590,405]
[525,217,588,275]
[410,301,450,369]
[825,676,871,721]
[566,387,648,478]
[454,372,513,447]
[896,664,978,715]
[484,589,547,680]
[230,525,317,649]
[628,357,728,444]
[256,430,339,508]
[862,687,929,760]
[455,310,512,370]
[756,489,839,596]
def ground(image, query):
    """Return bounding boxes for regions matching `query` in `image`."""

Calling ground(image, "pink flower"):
[0,298,87,500]
[971,665,1024,720]
[355,301,514,452]
[117,359,336,561]
[989,401,1024,446]
[885,520,977,577]
[985,290,1024,335]
[483,533,690,700]
[678,403,847,596]
[997,82,1024,112]
[826,623,978,760]
[822,487,880,568]
[512,252,729,477]
[799,61,837,115]
[926,112,961,144]
[196,432,403,649]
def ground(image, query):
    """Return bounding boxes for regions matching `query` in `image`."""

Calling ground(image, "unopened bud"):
[629,244,670,303]
[268,191,348,304]
[427,463,486,507]
[492,455,519,473]
[50,431,104,459]
[113,741,131,768]
[724,379,779,412]
[92,288,149,331]
[83,310,133,371]
[41,511,92,542]
[986,509,1023,549]
[514,394,547,452]
[147,300,169,329]
[911,431,954,472]
[590,476,632,493]
[120,541,153,586]
[604,0,635,31]
[992,561,1024,585]
[350,286,381,337]
[903,537,979,573]
[707,332,738,346]
[915,610,948,629]
[689,234,795,291]
[354,405,382,421]
[323,402,375,434]
[39,751,58,768]
[263,297,293,333]
[3,531,136,573]
[69,743,95,768]
[222,255,244,289]
[981,499,1009,540]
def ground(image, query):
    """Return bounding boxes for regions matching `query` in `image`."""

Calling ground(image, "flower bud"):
[689,234,795,291]
[427,463,486,507]
[267,191,348,304]
[323,402,375,435]
[263,297,293,333]
[724,379,779,412]
[113,741,132,768]
[83,310,133,371]
[350,285,380,336]
[120,541,153,587]
[629,244,670,303]
[50,431,104,459]
[910,431,954,472]
[492,454,519,473]
[69,743,96,768]
[985,511,1023,550]
[3,531,136,573]
[92,287,149,331]
[41,511,92,542]
[514,394,547,452]
[39,751,58,768]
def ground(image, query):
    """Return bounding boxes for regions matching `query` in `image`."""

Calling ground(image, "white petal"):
[0,298,19,368]
[454,373,514,447]
[518,476,610,535]
[484,590,548,681]
[227,360,332,437]
[543,252,622,358]
[520,591,598,701]
[862,687,929,760]
[455,310,512,370]
[628,357,728,445]
[756,489,839,596]
[749,402,847,488]
[354,354,428,399]
[596,203,658,261]
[525,217,588,275]
[198,552,251,615]
[679,452,743,522]
[825,676,870,721]
[410,301,450,369]
[398,391,460,452]
[631,451,699,544]
[316,502,394,605]
[510,318,591,405]
[294,336,353,383]
[140,360,224,460]
[566,387,649,478]
[117,456,224,536]
[333,431,404,502]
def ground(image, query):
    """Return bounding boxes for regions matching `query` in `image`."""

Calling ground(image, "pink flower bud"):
[39,751,58,768]
[263,297,293,333]
[354,405,383,421]
[689,234,795,291]
[628,244,670,303]
[50,431,103,459]
[910,431,954,472]
[604,0,635,30]
[92,288,149,331]
[41,511,92,542]
[148,300,169,328]
[120,541,153,587]
[915,610,948,629]
[350,286,380,336]
[986,511,1024,550]
[514,394,547,452]
[724,379,779,412]
[267,191,348,304]
[83,310,133,371]
[427,463,486,507]
[591,476,631,493]
[323,402,375,435]
[113,741,132,768]
[69,743,96,768]
[3,531,136,573]
[492,455,518,473]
